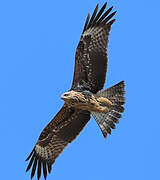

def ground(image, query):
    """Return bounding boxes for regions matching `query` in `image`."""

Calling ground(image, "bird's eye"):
[64,94,69,96]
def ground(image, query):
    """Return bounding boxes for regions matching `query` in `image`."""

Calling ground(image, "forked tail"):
[92,81,125,138]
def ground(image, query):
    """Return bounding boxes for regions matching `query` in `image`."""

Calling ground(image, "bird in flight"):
[26,2,125,180]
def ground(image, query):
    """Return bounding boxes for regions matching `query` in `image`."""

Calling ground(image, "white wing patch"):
[35,144,49,159]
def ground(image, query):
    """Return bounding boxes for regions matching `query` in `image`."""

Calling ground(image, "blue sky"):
[0,0,160,179]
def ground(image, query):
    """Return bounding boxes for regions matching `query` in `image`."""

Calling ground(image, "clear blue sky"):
[0,0,160,179]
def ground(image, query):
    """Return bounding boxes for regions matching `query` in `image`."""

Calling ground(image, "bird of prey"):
[26,2,125,180]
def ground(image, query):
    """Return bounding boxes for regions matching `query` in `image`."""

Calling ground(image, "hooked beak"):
[61,92,69,100]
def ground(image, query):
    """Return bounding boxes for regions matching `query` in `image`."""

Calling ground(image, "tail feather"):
[92,81,125,138]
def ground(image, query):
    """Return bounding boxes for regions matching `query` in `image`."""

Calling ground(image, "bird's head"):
[61,90,85,106]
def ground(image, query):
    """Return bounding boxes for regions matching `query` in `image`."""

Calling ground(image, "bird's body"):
[26,3,125,180]
[61,90,112,112]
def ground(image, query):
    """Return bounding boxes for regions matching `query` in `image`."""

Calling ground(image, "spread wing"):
[72,3,116,93]
[26,104,90,180]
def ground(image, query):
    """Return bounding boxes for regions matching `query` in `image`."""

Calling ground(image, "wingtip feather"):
[82,13,90,33]
[87,4,99,29]
[43,162,47,180]
[103,11,117,25]
[31,157,37,179]
[92,2,107,26]
[83,3,116,32]
[48,164,52,174]
[25,148,34,161]
[37,160,42,180]
[26,152,35,172]
[97,6,114,24]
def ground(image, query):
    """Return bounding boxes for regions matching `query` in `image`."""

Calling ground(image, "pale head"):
[61,90,86,106]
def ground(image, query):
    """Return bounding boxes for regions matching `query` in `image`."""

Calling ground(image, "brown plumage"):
[26,3,125,180]
[72,3,116,93]
[26,106,90,180]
